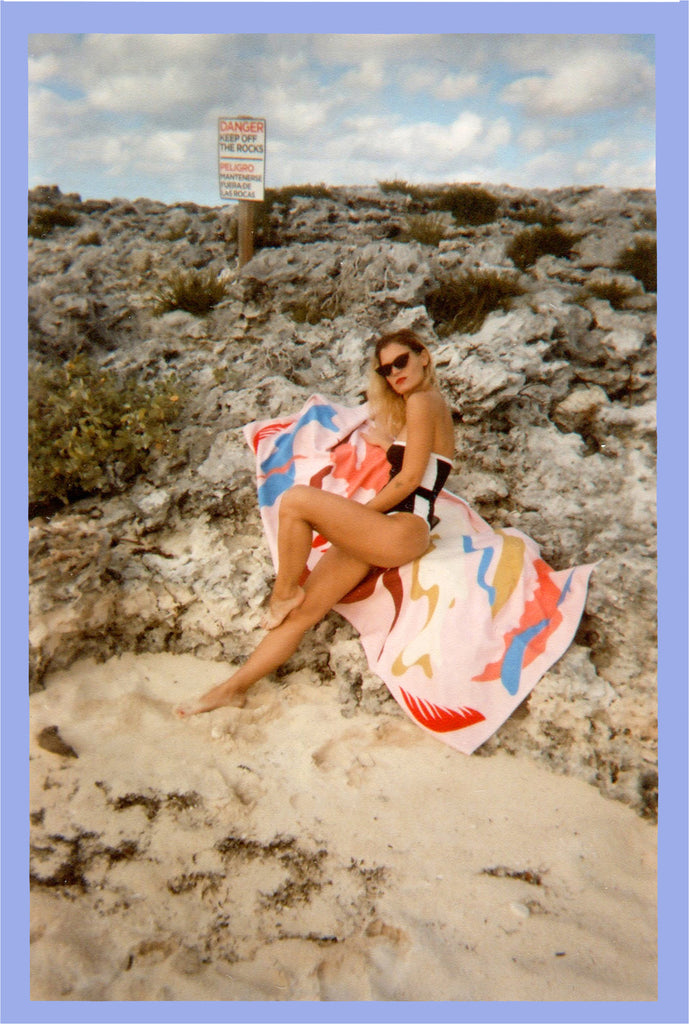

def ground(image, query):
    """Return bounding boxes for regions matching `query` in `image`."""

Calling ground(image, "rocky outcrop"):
[28,182,657,817]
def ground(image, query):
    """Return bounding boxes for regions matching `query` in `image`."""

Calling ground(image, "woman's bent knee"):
[281,485,311,514]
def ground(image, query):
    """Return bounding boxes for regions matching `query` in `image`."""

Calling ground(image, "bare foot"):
[174,680,247,718]
[260,586,305,630]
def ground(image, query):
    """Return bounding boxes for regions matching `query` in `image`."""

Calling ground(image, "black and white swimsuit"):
[385,442,452,529]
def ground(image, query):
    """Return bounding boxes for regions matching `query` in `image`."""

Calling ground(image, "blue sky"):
[29,32,655,206]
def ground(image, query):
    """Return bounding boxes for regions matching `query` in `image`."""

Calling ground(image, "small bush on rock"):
[29,204,80,238]
[507,203,560,228]
[29,355,182,514]
[425,269,526,335]
[402,214,447,247]
[614,237,656,293]
[154,268,227,315]
[506,225,579,270]
[378,179,413,195]
[576,279,642,309]
[432,185,500,226]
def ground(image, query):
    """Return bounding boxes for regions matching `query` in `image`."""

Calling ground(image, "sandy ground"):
[30,651,656,1002]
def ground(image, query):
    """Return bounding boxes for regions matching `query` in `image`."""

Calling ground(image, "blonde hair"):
[366,329,438,437]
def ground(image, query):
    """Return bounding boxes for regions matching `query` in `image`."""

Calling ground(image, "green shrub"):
[378,179,413,195]
[506,225,579,270]
[402,213,447,247]
[614,237,656,293]
[507,203,560,228]
[29,204,80,238]
[432,185,500,227]
[425,269,526,335]
[576,279,642,309]
[153,268,227,315]
[29,355,183,514]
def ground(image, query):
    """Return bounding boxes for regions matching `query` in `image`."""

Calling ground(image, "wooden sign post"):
[237,201,254,268]
[218,116,266,268]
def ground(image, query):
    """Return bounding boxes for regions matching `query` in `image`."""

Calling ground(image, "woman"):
[175,329,455,717]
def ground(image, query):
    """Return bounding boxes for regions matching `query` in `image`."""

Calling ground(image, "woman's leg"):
[175,546,371,717]
[265,486,428,628]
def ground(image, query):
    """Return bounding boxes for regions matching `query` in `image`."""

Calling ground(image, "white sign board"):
[218,117,266,201]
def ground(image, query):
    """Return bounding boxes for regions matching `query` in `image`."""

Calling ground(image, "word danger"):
[219,120,265,134]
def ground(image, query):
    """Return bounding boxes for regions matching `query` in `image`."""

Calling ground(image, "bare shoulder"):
[407,388,450,421]
[407,388,454,456]
[406,388,442,415]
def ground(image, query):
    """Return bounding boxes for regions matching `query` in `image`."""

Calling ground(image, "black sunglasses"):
[375,352,410,378]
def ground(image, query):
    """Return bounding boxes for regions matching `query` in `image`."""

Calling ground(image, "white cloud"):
[28,53,64,84]
[263,87,331,135]
[339,111,510,178]
[502,48,654,117]
[402,67,479,101]
[87,70,203,115]
[587,138,622,161]
[339,59,385,93]
[434,73,480,102]
[518,125,574,153]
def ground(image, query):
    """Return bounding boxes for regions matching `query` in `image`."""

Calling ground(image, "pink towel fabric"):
[244,395,594,754]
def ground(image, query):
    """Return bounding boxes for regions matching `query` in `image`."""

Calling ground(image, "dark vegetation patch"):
[638,769,658,820]
[153,267,227,315]
[29,203,80,238]
[30,829,142,892]
[614,237,656,293]
[96,785,202,822]
[425,269,526,335]
[279,932,340,945]
[481,865,543,886]
[348,859,388,899]
[401,213,447,246]
[167,871,224,896]
[576,279,642,309]
[506,225,580,270]
[431,184,500,226]
[505,200,560,227]
[378,181,500,226]
[216,833,329,910]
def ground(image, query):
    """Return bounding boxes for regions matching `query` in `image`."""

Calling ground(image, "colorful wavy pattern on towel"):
[473,559,575,695]
[256,405,340,509]
[399,688,486,732]
[245,395,593,755]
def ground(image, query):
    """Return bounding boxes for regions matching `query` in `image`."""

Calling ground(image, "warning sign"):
[218,117,266,201]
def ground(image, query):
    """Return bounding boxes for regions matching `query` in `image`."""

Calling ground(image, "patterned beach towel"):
[244,395,594,754]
